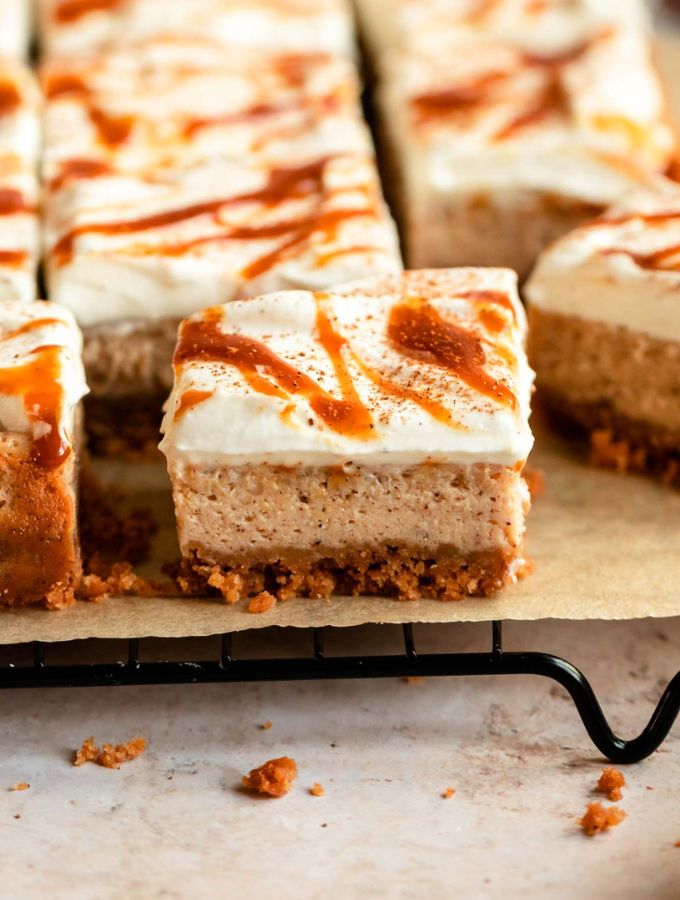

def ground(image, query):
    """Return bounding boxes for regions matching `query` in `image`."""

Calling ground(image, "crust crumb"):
[589,429,680,485]
[78,554,165,601]
[403,676,423,685]
[248,591,277,614]
[74,735,147,769]
[310,783,325,797]
[241,756,298,798]
[260,721,273,731]
[597,767,626,802]
[442,787,456,799]
[9,782,29,792]
[579,801,626,836]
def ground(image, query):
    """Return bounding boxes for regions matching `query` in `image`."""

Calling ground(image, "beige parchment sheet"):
[2,36,680,644]
[3,418,680,644]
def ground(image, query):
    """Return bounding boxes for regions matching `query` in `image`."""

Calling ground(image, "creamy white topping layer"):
[0,0,32,59]
[525,179,680,343]
[45,154,402,328]
[39,0,354,57]
[42,40,370,179]
[160,268,534,467]
[0,302,88,465]
[380,24,675,206]
[0,61,41,303]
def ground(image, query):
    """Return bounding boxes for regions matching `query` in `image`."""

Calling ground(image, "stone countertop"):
[2,617,679,899]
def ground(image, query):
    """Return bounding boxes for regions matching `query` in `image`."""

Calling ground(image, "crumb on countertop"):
[442,787,455,799]
[260,721,273,731]
[74,735,147,769]
[9,783,29,792]
[248,591,277,614]
[403,676,423,685]
[310,783,325,797]
[597,767,626,802]
[241,756,298,798]
[579,801,626,836]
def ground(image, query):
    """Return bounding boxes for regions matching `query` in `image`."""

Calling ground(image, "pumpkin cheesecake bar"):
[39,0,355,58]
[525,180,680,482]
[0,302,88,608]
[377,20,675,278]
[160,269,534,603]
[0,59,40,302]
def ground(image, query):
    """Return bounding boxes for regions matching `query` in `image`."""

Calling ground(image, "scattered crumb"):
[241,756,298,798]
[523,465,545,499]
[442,787,456,799]
[647,786,655,791]
[321,823,328,828]
[403,676,423,685]
[9,783,29,792]
[579,802,626,836]
[597,767,626,802]
[248,591,277,614]
[78,555,165,602]
[74,736,147,769]
[260,721,273,731]
[14,814,20,819]
[310,783,325,797]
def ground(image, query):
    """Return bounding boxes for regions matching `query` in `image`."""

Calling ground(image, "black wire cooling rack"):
[2,621,679,764]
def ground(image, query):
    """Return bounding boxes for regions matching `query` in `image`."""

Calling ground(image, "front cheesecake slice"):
[525,180,680,482]
[160,269,534,603]
[0,302,88,608]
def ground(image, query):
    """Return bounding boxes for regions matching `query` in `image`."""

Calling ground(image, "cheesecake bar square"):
[377,19,675,278]
[39,0,355,58]
[526,179,680,482]
[160,269,534,603]
[0,60,40,303]
[0,302,88,608]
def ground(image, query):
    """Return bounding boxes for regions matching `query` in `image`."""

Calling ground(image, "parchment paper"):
[3,418,680,644]
[2,35,680,644]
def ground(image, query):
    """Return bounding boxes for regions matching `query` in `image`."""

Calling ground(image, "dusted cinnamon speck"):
[242,756,298,797]
[579,802,626,836]
[597,768,626,802]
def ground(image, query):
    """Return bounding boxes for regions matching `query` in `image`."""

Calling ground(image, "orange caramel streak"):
[0,249,27,266]
[0,189,34,216]
[0,80,21,116]
[54,0,122,24]
[387,297,517,410]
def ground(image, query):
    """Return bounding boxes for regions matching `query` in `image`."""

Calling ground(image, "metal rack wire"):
[2,621,679,764]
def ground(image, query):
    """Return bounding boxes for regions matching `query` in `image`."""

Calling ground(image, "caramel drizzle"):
[54,0,122,24]
[387,296,517,410]
[0,80,21,117]
[0,249,27,267]
[604,242,680,272]
[173,309,376,440]
[0,189,34,217]
[44,72,133,148]
[182,93,340,139]
[173,388,213,421]
[52,158,379,278]
[48,158,113,194]
[0,321,70,467]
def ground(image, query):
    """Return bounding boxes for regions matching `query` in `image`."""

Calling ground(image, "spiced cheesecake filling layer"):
[161,269,534,602]
[0,303,88,608]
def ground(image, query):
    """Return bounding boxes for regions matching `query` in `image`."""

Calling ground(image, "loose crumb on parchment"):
[74,736,147,769]
[260,721,273,731]
[310,783,325,797]
[9,783,29,792]
[248,591,277,614]
[241,757,298,797]
[597,768,626,802]
[579,802,626,836]
[442,788,456,799]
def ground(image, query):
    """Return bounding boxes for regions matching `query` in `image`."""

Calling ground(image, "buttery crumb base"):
[173,546,519,603]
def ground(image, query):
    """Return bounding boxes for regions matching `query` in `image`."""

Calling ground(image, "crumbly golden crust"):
[173,545,520,603]
[84,395,163,460]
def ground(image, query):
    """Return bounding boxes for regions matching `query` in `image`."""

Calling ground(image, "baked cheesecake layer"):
[376,21,675,278]
[161,269,534,602]
[39,0,355,58]
[0,61,41,302]
[0,303,88,608]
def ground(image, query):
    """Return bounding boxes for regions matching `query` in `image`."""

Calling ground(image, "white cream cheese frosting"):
[160,268,535,467]
[525,179,680,343]
[45,153,402,328]
[0,0,32,59]
[39,0,354,58]
[380,23,675,206]
[0,302,89,457]
[42,39,371,179]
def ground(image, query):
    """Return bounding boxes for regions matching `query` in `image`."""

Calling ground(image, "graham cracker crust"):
[84,395,163,459]
[539,389,680,487]
[173,546,522,603]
